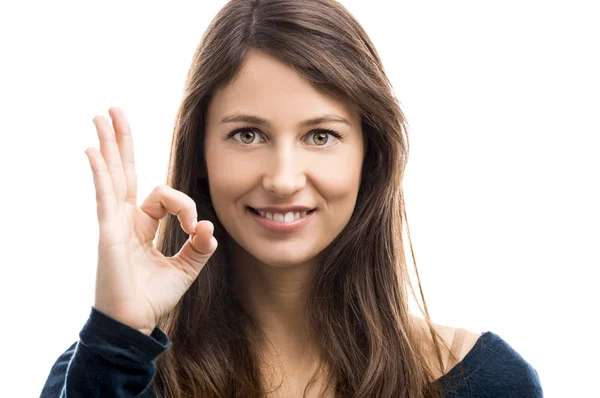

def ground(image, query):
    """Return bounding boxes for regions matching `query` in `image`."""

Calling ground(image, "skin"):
[203,51,481,396]
[204,50,364,393]
[85,50,480,395]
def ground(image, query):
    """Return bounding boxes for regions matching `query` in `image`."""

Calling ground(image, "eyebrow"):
[219,113,352,128]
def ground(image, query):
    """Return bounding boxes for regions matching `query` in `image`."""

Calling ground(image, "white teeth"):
[254,208,312,223]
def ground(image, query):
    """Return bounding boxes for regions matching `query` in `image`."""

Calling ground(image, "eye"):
[227,128,264,145]
[226,127,344,147]
[306,129,343,146]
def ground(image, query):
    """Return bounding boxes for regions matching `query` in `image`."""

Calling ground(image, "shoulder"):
[410,316,481,378]
[410,316,542,396]
[439,330,543,397]
[431,322,481,367]
[466,332,542,389]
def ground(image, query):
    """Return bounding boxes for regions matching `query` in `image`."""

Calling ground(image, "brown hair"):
[153,0,452,396]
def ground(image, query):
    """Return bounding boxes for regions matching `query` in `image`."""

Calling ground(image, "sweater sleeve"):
[40,307,171,398]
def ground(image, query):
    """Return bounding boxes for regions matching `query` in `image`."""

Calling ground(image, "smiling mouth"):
[247,206,316,223]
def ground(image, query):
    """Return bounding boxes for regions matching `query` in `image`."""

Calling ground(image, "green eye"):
[227,128,263,145]
[312,131,329,146]
[239,130,257,144]
[227,127,344,147]
[307,129,343,146]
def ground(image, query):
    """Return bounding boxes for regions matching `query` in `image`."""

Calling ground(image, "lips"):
[246,206,315,232]
[247,206,315,222]
[250,205,315,213]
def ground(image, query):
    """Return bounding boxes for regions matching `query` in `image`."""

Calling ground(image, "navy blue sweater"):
[40,307,543,397]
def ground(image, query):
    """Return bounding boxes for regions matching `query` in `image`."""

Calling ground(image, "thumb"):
[173,221,218,274]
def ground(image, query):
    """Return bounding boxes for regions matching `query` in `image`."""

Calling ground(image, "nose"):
[262,147,307,198]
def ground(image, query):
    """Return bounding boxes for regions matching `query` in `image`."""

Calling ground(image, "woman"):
[41,1,542,397]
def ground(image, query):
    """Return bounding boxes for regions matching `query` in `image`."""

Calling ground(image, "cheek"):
[318,173,360,205]
[205,150,258,212]
[314,154,362,204]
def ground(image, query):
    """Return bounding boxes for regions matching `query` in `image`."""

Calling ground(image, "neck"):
[231,243,320,363]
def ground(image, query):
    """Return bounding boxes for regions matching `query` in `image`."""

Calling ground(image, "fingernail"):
[210,236,218,250]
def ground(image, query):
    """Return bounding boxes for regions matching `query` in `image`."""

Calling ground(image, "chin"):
[228,230,332,269]
[251,250,317,268]
[233,240,322,268]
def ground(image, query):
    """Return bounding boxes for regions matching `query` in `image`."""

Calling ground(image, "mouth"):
[246,206,316,224]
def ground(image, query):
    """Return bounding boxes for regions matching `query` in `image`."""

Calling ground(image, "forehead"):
[207,50,359,125]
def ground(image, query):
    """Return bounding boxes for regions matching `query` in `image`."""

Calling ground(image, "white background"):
[1,1,598,396]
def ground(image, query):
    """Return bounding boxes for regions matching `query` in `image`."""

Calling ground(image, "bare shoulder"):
[434,322,481,362]
[410,315,482,377]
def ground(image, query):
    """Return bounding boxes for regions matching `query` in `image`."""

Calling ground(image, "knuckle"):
[154,184,170,194]
[186,196,197,211]
[172,255,201,281]
[123,160,136,170]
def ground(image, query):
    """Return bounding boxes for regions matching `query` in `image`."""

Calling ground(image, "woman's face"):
[204,50,364,268]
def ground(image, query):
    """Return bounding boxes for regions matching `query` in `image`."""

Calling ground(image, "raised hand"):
[84,107,217,335]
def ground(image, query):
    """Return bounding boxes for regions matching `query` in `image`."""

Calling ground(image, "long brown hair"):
[153,0,451,396]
